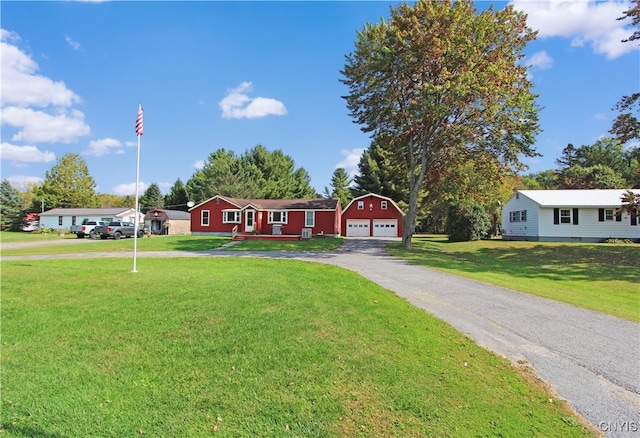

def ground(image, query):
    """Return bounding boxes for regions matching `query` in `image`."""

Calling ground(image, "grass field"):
[1,257,596,437]
[387,235,640,323]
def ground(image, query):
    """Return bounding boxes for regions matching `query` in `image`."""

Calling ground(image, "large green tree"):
[139,183,164,212]
[323,168,353,209]
[351,140,408,203]
[555,138,639,188]
[32,153,99,210]
[164,178,190,211]
[341,0,540,248]
[0,179,25,231]
[186,145,316,203]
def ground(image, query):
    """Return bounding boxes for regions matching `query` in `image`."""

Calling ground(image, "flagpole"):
[133,103,144,273]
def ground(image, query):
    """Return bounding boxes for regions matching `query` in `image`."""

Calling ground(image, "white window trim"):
[604,209,615,221]
[357,201,364,210]
[381,201,388,210]
[201,210,210,226]
[305,210,315,227]
[268,211,288,224]
[560,209,571,224]
[222,210,241,224]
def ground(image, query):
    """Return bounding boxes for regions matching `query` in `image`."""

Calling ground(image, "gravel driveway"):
[2,237,639,437]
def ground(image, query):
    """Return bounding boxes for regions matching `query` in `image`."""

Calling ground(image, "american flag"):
[135,104,144,136]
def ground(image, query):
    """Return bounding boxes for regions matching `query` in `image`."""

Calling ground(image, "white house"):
[38,208,141,231]
[501,189,639,242]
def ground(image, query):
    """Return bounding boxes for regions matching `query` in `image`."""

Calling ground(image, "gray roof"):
[196,196,340,211]
[40,208,134,216]
[518,189,639,208]
[147,209,191,220]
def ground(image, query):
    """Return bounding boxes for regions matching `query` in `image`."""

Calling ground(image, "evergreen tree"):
[323,168,353,209]
[164,178,190,210]
[139,183,164,212]
[31,153,99,210]
[1,179,25,231]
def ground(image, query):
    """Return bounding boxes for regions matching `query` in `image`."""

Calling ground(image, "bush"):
[445,202,491,242]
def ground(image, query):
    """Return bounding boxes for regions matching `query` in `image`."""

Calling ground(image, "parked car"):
[97,221,144,240]
[70,220,108,239]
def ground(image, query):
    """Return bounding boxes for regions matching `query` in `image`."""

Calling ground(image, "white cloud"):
[512,0,638,59]
[526,50,553,70]
[1,142,56,164]
[335,148,365,181]
[4,174,44,191]
[1,32,81,108]
[113,182,147,196]
[193,160,205,170]
[219,82,287,119]
[84,138,123,156]
[2,106,91,143]
[65,36,81,51]
[336,148,365,169]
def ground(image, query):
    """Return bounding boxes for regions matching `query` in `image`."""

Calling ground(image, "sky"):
[1,1,638,198]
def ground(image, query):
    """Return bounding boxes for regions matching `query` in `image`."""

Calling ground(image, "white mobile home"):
[38,208,140,231]
[502,189,639,243]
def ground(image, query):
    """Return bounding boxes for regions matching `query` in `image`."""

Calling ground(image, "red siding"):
[190,196,341,236]
[341,194,404,237]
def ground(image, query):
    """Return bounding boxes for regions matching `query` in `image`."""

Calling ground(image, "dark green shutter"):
[573,208,579,225]
[553,208,559,225]
[598,208,605,222]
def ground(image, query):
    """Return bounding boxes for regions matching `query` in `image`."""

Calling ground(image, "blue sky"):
[1,1,638,197]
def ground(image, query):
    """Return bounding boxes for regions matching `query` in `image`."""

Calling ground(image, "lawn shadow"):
[392,236,640,284]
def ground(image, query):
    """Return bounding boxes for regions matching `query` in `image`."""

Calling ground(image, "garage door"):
[346,220,370,237]
[373,219,398,237]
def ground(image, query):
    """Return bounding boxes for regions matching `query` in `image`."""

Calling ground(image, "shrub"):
[445,201,491,242]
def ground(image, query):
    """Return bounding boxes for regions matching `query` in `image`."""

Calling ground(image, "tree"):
[139,183,164,212]
[610,0,640,143]
[186,145,316,203]
[351,140,408,203]
[164,179,190,211]
[341,0,540,248]
[323,168,353,208]
[1,179,25,231]
[242,144,316,199]
[186,149,260,203]
[31,153,99,211]
[555,138,638,188]
[619,190,639,224]
[444,201,491,242]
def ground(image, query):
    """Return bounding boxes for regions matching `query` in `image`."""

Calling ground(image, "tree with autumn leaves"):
[341,0,540,247]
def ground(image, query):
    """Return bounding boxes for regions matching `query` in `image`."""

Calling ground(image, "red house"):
[190,195,341,239]
[341,193,405,237]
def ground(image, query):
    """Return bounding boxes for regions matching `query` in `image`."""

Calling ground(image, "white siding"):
[502,190,640,242]
[501,193,540,239]
[539,207,639,240]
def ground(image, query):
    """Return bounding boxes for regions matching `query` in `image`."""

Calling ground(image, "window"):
[357,201,364,210]
[381,201,388,210]
[201,210,210,226]
[222,210,240,223]
[72,216,77,226]
[269,211,287,224]
[560,209,571,224]
[305,211,314,227]
[604,209,614,221]
[509,210,527,222]
[58,216,63,226]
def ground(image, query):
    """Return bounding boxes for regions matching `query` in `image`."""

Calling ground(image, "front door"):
[244,210,255,233]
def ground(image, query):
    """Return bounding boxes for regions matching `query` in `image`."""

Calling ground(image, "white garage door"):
[346,220,370,237]
[373,219,398,237]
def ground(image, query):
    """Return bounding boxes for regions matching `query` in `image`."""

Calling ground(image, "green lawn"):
[387,235,640,322]
[1,258,596,437]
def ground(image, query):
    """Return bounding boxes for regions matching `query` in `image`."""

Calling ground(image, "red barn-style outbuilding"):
[342,193,404,237]
[190,195,341,238]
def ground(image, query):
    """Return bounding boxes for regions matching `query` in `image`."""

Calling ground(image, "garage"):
[346,219,370,237]
[373,219,398,237]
